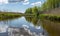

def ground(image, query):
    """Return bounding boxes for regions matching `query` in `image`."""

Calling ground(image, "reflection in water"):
[25,16,39,26]
[0,24,8,33]
[0,16,48,36]
[0,16,60,36]
[25,16,48,36]
[8,27,44,36]
[0,24,8,36]
[22,25,29,28]
[41,20,60,36]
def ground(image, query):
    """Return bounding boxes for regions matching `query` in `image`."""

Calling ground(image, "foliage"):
[0,12,22,20]
[32,6,39,14]
[25,6,41,17]
[41,0,60,11]
[39,14,60,21]
[25,8,32,14]
[25,6,41,14]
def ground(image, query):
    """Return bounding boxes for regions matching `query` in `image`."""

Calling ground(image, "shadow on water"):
[41,19,60,36]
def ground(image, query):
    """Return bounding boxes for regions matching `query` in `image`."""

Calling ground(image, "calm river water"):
[0,16,60,36]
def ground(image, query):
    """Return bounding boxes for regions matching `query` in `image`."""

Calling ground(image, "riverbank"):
[39,14,60,22]
[0,12,22,20]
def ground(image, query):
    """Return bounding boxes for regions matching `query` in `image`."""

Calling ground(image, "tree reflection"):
[41,20,60,36]
[25,16,60,36]
[25,16,39,26]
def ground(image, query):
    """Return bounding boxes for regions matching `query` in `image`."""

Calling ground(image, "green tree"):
[32,6,38,14]
[25,6,41,16]
[41,0,60,11]
[41,2,48,11]
[25,8,32,14]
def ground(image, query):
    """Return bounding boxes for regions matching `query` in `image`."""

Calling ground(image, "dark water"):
[41,20,60,36]
[0,16,54,36]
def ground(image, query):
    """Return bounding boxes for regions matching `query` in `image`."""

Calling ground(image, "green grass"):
[0,12,22,20]
[39,14,60,21]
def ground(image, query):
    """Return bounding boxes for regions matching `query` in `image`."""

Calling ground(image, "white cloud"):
[0,0,8,4]
[9,0,24,3]
[31,1,42,6]
[0,0,25,4]
[23,2,29,5]
[24,0,29,2]
[23,0,29,5]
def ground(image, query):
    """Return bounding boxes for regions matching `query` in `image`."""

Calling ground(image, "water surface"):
[0,16,48,36]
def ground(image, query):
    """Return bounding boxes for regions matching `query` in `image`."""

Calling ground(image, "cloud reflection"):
[8,27,45,36]
[0,25,8,33]
[22,25,29,28]
[35,26,41,29]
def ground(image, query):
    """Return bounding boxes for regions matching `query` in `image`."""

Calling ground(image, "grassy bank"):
[0,12,22,20]
[39,14,60,22]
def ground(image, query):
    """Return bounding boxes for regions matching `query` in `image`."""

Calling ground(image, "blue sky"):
[0,0,45,13]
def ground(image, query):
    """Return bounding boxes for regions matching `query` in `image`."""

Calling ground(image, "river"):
[1,16,60,36]
[0,16,48,36]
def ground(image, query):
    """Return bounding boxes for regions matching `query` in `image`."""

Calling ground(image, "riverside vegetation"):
[0,12,22,20]
[25,0,60,22]
[39,14,60,22]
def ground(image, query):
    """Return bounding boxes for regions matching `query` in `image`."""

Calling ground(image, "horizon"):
[0,0,44,13]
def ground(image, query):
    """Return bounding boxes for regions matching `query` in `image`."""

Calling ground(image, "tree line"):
[25,0,60,14]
